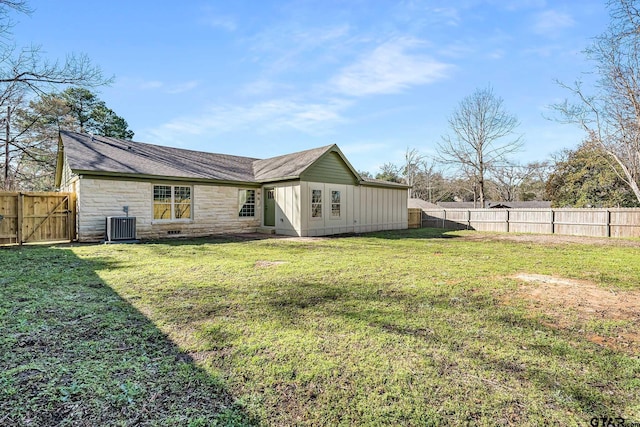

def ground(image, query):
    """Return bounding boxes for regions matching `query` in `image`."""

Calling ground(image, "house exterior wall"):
[270,181,408,237]
[58,160,76,193]
[75,177,260,242]
[269,182,302,236]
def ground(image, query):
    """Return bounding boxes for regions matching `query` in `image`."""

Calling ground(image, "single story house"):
[55,131,409,242]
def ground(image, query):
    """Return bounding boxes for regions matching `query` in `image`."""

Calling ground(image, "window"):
[153,185,172,220]
[173,186,192,219]
[153,185,192,220]
[239,189,256,217]
[311,189,322,218]
[331,190,341,217]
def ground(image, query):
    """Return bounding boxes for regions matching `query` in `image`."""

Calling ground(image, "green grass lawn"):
[2,228,639,426]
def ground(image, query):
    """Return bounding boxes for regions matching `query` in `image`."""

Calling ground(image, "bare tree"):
[488,162,550,202]
[0,1,109,189]
[373,147,456,203]
[519,161,552,201]
[489,164,527,202]
[402,148,427,198]
[375,162,403,183]
[553,0,640,202]
[437,86,523,206]
[412,168,457,203]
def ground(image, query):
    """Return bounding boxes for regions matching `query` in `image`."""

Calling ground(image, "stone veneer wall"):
[77,177,260,242]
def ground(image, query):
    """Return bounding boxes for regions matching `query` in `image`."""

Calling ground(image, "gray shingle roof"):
[61,131,257,182]
[59,131,359,185]
[486,201,551,209]
[360,177,409,188]
[408,198,440,209]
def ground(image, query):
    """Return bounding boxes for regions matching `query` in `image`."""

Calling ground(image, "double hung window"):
[239,189,256,217]
[331,190,341,217]
[311,189,322,218]
[153,185,192,220]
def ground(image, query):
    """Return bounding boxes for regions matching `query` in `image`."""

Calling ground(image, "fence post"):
[606,209,611,238]
[70,192,77,241]
[550,209,555,235]
[467,210,471,230]
[17,192,23,246]
[506,209,510,233]
[442,209,446,229]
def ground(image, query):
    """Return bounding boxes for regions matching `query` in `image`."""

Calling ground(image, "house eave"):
[258,175,301,184]
[72,169,261,187]
[71,169,411,189]
[360,180,411,189]
[54,134,64,188]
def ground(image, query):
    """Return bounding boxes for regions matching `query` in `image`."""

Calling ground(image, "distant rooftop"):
[436,201,551,209]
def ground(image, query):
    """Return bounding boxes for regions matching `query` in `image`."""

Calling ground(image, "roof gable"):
[254,144,361,184]
[300,151,359,185]
[252,145,334,182]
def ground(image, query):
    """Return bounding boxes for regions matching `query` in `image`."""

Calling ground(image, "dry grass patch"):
[509,273,640,353]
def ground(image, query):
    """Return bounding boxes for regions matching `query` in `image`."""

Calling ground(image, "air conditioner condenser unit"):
[105,216,137,242]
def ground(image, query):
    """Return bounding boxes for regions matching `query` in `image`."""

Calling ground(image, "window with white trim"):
[311,189,322,218]
[238,189,256,217]
[331,190,341,217]
[153,185,192,220]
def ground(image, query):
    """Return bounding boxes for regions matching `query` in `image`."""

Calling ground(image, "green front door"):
[264,187,275,227]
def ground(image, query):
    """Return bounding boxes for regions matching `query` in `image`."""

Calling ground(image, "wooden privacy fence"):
[419,208,640,238]
[0,192,76,245]
[408,208,422,229]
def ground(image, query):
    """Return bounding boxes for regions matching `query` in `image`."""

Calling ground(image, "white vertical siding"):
[270,182,302,236]
[294,181,408,237]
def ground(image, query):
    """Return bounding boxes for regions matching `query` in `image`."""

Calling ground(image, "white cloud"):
[199,5,237,32]
[119,78,199,94]
[204,16,237,32]
[500,0,547,11]
[239,79,293,97]
[532,10,575,36]
[523,44,560,57]
[248,24,352,73]
[488,49,506,60]
[330,38,452,97]
[431,7,461,26]
[146,98,352,144]
[138,80,163,90]
[438,42,474,59]
[166,81,200,94]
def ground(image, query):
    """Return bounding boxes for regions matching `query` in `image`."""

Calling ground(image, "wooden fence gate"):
[0,192,76,245]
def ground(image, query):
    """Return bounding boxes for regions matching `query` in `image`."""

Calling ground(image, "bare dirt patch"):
[507,274,640,353]
[462,232,640,247]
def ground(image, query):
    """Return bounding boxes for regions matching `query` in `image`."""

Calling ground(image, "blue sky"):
[13,1,607,174]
